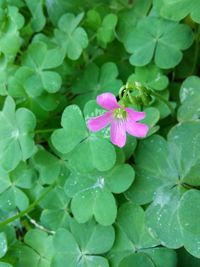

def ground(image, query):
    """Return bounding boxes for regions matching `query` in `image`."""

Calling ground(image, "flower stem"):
[25,214,55,234]
[0,182,56,227]
[151,90,175,118]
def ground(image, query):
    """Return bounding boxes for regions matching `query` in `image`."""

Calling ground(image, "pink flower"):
[87,93,149,147]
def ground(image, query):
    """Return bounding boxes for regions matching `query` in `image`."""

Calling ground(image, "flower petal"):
[87,112,112,132]
[97,93,120,110]
[125,107,146,121]
[110,120,126,147]
[126,120,149,138]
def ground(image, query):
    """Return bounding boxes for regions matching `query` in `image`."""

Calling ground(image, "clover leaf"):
[0,162,34,212]
[51,105,116,172]
[52,219,114,267]
[108,202,177,267]
[155,0,200,24]
[0,232,7,258]
[85,9,101,31]
[141,107,160,136]
[123,17,194,69]
[0,59,16,96]
[32,150,61,184]
[22,42,63,94]
[0,97,36,171]
[40,186,71,230]
[65,164,134,225]
[54,12,88,60]
[117,0,152,41]
[0,263,12,267]
[0,5,24,59]
[128,64,169,91]
[151,89,174,119]
[178,76,200,122]
[126,122,200,254]
[14,229,54,267]
[51,105,88,154]
[96,13,117,48]
[25,0,46,32]
[178,190,200,258]
[8,66,60,117]
[0,226,16,264]
[72,62,122,107]
[119,249,177,267]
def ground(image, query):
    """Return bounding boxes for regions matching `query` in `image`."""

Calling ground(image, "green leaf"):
[178,190,200,258]
[178,76,200,122]
[108,202,160,267]
[151,90,174,119]
[126,122,200,248]
[124,17,194,68]
[40,186,70,230]
[0,6,24,58]
[155,0,200,23]
[32,150,61,184]
[0,97,36,171]
[128,64,169,91]
[25,0,46,32]
[54,13,88,60]
[10,161,35,189]
[85,9,101,31]
[0,232,7,258]
[97,13,118,48]
[72,62,122,108]
[119,253,155,267]
[141,107,160,136]
[144,247,177,267]
[68,137,116,172]
[65,164,134,225]
[70,219,115,254]
[51,105,88,154]
[22,42,63,94]
[0,162,34,212]
[0,59,16,96]
[179,190,200,236]
[146,186,183,248]
[8,66,60,115]
[52,105,116,172]
[15,229,54,267]
[65,165,134,225]
[117,0,152,41]
[52,219,114,267]
[0,263,12,267]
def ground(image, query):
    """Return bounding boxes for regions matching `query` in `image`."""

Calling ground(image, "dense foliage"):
[0,0,200,266]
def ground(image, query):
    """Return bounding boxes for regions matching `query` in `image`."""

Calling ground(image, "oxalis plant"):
[1,0,200,266]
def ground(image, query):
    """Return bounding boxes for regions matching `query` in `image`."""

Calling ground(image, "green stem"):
[119,85,126,100]
[34,128,56,134]
[0,183,56,227]
[151,90,175,118]
[89,33,97,42]
[190,25,200,75]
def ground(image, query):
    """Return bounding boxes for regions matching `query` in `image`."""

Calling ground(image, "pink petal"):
[97,93,120,110]
[125,108,146,121]
[87,112,112,132]
[110,120,126,147]
[126,119,149,138]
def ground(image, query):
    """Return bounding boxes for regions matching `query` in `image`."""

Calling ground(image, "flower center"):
[113,108,127,120]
